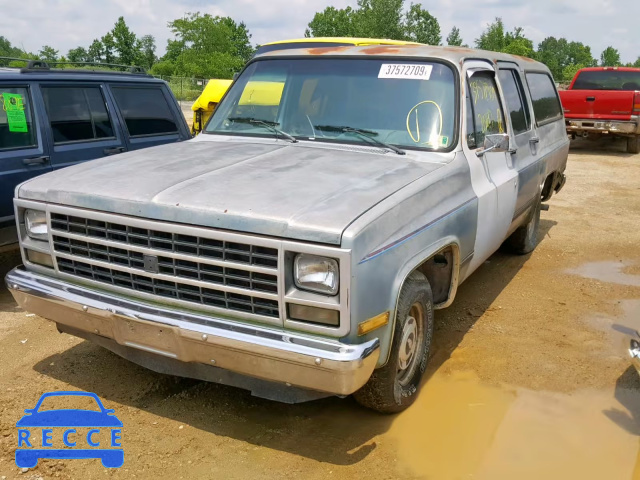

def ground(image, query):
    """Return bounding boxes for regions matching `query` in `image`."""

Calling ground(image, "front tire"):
[353,271,434,414]
[627,136,639,154]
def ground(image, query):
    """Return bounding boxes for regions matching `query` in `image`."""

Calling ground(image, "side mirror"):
[476,133,510,156]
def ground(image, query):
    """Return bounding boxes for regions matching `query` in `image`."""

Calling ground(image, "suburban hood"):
[19,140,443,244]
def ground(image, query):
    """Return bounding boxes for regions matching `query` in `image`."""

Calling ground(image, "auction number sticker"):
[378,64,432,80]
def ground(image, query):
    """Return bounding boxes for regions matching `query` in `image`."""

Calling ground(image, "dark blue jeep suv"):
[0,59,191,246]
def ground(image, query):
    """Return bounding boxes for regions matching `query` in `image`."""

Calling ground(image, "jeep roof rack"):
[0,56,148,75]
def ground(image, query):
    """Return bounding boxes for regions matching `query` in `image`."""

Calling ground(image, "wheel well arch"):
[541,170,565,202]
[381,240,461,366]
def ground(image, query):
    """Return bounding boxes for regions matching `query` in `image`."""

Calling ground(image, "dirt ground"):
[1,137,639,479]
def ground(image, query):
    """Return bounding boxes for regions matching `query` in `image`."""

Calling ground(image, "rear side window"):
[0,86,37,151]
[573,70,640,91]
[525,73,562,125]
[42,86,114,144]
[498,70,531,135]
[466,72,505,148]
[111,87,178,137]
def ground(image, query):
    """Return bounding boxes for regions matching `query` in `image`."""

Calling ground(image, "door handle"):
[586,96,596,102]
[22,156,49,166]
[104,147,125,155]
[530,137,540,145]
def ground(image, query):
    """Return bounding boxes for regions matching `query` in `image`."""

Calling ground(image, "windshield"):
[573,70,640,91]
[206,58,457,151]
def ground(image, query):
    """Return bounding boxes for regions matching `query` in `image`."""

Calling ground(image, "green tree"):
[306,0,443,43]
[633,57,640,68]
[163,39,186,62]
[87,39,103,63]
[149,59,176,77]
[475,17,506,51]
[101,33,116,64]
[567,41,596,67]
[111,16,138,65]
[356,0,405,40]
[562,63,586,83]
[475,18,534,58]
[0,36,34,66]
[136,34,156,69]
[165,12,253,78]
[0,36,22,57]
[38,45,59,62]
[305,6,357,37]
[220,18,254,62]
[67,47,88,63]
[446,26,464,46]
[536,37,569,79]
[404,4,441,45]
[600,46,621,66]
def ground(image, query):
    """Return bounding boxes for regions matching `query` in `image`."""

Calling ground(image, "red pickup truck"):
[559,67,640,153]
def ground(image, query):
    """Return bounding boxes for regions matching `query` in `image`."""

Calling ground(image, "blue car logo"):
[16,391,123,468]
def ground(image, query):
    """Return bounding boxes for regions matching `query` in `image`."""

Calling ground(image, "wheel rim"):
[397,303,424,386]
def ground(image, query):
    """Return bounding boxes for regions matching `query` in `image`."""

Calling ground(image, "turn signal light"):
[358,311,390,336]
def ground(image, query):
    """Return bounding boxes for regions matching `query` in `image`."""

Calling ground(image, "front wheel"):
[627,136,639,154]
[353,271,434,414]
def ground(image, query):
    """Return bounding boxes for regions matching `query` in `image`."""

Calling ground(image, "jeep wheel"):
[627,136,640,154]
[353,271,434,414]
[503,194,541,255]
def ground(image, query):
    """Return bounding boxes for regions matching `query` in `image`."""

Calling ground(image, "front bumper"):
[566,116,640,136]
[6,266,379,397]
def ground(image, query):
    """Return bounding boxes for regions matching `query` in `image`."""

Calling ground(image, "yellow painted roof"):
[192,79,233,111]
[263,37,421,47]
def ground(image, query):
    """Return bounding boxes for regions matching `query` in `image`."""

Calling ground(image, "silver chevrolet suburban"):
[6,45,568,413]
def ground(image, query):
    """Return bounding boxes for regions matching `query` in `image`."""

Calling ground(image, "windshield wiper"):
[228,117,297,143]
[314,125,405,155]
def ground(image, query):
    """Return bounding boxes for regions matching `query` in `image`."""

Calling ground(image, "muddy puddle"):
[388,371,640,479]
[567,260,640,287]
[568,259,640,354]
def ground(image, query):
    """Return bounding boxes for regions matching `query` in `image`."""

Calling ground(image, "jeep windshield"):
[205,58,457,151]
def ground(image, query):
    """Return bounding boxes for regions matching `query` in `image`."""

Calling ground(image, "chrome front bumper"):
[6,266,379,396]
[629,333,640,375]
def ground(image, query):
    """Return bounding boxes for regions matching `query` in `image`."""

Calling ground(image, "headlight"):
[25,209,48,241]
[294,254,339,296]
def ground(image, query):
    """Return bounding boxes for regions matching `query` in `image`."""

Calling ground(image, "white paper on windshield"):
[378,64,432,80]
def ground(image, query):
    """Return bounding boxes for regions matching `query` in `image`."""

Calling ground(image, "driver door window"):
[466,73,506,148]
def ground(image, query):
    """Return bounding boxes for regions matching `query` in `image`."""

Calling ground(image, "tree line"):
[306,0,640,82]
[1,4,639,83]
[0,13,253,80]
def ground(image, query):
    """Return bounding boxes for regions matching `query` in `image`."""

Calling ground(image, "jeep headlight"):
[25,209,48,241]
[294,254,339,296]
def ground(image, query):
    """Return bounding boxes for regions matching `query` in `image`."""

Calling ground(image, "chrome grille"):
[50,214,278,268]
[50,212,281,320]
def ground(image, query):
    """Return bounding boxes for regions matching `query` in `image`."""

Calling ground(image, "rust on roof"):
[306,46,351,55]
[513,55,536,63]
[439,46,476,55]
[362,45,403,55]
[256,45,550,73]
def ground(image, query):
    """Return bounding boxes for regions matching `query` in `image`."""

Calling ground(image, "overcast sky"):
[1,0,638,63]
